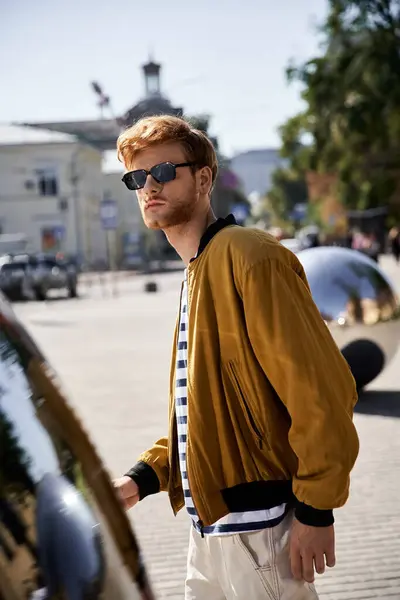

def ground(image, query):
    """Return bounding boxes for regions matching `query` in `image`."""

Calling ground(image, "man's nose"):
[143,173,162,194]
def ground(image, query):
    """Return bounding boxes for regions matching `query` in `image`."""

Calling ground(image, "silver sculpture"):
[297,246,400,389]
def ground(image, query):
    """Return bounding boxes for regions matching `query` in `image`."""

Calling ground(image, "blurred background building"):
[1,1,400,266]
[0,124,106,263]
[9,58,251,267]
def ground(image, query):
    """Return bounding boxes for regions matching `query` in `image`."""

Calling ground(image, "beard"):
[141,186,198,230]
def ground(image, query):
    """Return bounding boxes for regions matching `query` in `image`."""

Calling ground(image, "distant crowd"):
[267,223,400,265]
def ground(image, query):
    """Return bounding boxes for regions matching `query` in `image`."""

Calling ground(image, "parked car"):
[0,260,36,302]
[5,254,78,301]
[0,294,155,599]
[34,254,78,300]
[54,252,84,274]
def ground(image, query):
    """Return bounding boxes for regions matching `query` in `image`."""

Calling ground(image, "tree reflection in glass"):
[0,328,104,599]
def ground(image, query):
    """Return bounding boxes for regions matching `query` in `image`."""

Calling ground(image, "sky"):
[1,0,328,157]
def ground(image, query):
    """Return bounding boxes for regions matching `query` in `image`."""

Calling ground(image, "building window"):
[41,226,65,252]
[36,168,58,196]
[24,180,36,191]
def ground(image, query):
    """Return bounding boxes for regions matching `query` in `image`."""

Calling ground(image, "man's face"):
[126,142,200,230]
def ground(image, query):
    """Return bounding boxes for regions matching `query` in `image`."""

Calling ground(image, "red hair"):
[117,115,218,185]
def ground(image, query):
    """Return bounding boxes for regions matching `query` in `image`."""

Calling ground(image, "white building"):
[102,150,144,267]
[0,124,107,265]
[230,149,285,198]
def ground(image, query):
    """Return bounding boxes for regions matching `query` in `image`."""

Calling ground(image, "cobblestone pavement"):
[13,255,400,600]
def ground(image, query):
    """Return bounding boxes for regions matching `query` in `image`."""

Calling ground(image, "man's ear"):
[198,166,213,195]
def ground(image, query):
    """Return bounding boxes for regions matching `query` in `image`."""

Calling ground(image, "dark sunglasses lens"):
[151,163,176,183]
[124,170,147,190]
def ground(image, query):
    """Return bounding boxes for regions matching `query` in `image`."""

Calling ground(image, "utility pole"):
[70,148,83,266]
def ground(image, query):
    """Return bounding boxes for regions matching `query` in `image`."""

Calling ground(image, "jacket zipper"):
[187,445,205,537]
[198,521,205,538]
[169,282,184,516]
[229,362,265,449]
[183,270,205,538]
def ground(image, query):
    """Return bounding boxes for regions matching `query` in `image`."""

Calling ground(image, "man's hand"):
[290,518,335,583]
[113,476,140,511]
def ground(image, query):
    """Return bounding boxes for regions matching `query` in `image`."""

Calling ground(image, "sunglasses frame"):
[121,161,195,191]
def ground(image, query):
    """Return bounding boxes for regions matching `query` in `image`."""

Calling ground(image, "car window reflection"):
[0,335,60,484]
[0,315,153,600]
[0,328,105,599]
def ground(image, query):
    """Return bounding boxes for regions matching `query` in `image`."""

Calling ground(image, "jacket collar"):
[191,214,237,262]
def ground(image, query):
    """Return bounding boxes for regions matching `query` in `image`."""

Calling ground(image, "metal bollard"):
[144,281,158,293]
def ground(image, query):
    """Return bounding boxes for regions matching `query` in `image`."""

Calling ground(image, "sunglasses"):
[122,161,195,191]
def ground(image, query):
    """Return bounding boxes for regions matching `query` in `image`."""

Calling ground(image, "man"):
[113,115,359,599]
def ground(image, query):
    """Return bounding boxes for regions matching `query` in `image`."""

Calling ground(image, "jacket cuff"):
[295,501,334,527]
[125,461,160,500]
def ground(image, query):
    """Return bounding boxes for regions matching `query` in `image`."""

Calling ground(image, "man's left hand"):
[290,518,335,583]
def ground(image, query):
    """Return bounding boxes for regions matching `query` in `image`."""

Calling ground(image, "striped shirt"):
[175,270,287,535]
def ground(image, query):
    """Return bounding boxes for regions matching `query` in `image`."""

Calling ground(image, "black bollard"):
[144,281,158,293]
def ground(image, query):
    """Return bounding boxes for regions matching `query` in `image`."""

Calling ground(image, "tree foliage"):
[276,0,400,212]
[268,167,309,221]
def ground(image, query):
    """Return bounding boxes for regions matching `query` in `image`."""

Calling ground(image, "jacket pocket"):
[227,361,266,450]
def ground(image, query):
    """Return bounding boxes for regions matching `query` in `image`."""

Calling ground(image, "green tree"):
[268,167,309,221]
[267,116,313,221]
[277,0,400,213]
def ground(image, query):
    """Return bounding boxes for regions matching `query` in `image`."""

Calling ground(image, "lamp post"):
[69,148,83,266]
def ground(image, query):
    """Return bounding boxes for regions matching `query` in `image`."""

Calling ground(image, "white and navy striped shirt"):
[176,270,287,535]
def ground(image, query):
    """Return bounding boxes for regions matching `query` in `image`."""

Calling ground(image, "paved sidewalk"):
[14,257,400,599]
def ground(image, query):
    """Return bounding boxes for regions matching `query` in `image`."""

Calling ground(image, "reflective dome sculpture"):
[297,246,400,389]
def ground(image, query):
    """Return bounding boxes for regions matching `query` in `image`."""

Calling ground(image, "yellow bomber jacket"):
[128,219,359,528]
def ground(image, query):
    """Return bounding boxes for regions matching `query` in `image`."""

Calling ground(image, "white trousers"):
[185,511,319,600]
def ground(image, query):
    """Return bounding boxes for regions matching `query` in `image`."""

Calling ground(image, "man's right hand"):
[113,476,140,511]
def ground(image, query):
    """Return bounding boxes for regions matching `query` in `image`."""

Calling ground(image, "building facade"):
[19,59,250,266]
[0,125,107,264]
[102,157,143,267]
[230,149,284,197]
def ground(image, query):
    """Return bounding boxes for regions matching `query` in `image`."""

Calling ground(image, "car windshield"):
[1,262,28,272]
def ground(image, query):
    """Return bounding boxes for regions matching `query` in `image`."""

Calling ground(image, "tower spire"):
[142,55,161,97]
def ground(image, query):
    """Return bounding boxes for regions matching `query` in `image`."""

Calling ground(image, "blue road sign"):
[53,225,65,241]
[100,199,118,230]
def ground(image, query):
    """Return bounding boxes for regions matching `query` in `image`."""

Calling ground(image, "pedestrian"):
[113,115,359,600]
[389,227,400,264]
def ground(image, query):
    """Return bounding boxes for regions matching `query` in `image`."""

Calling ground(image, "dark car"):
[7,254,78,301]
[0,294,155,599]
[0,261,36,302]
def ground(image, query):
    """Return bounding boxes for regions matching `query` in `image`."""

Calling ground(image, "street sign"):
[53,225,65,241]
[100,199,118,230]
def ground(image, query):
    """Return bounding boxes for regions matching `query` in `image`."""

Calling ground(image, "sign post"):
[100,199,118,297]
[100,199,118,232]
[54,225,66,252]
